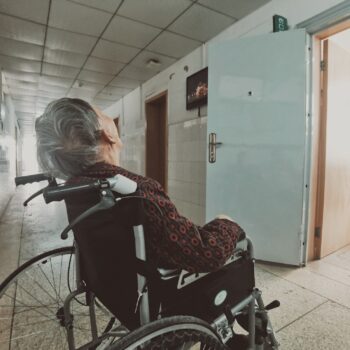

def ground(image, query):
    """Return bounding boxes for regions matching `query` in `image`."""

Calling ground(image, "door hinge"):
[315,226,321,238]
[320,60,326,71]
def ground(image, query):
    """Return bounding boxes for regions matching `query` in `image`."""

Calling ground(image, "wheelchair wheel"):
[109,315,227,350]
[0,246,114,349]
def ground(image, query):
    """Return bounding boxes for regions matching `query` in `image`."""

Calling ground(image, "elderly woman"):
[35,98,244,274]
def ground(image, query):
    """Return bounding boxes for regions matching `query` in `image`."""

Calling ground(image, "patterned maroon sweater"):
[71,162,244,273]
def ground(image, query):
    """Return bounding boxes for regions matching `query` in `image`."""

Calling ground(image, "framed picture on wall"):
[186,67,208,110]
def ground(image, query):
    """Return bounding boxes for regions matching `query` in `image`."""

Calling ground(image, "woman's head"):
[35,98,122,179]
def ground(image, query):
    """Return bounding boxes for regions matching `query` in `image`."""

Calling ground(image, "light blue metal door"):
[206,30,309,265]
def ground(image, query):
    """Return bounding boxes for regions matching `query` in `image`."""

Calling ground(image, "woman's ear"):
[99,129,116,145]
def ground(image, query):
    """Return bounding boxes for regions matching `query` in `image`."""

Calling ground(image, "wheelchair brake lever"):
[22,178,58,206]
[60,189,116,240]
[23,188,45,206]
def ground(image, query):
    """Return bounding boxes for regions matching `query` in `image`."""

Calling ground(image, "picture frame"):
[186,67,208,110]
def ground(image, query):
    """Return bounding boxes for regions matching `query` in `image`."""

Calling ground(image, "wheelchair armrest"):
[157,268,181,280]
[235,239,248,251]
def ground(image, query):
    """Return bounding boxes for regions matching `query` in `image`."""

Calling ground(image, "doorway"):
[145,91,168,191]
[311,24,350,259]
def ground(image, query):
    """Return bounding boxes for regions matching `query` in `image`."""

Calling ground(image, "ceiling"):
[0,0,270,135]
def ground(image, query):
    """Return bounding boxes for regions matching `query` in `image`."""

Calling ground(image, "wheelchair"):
[0,173,280,350]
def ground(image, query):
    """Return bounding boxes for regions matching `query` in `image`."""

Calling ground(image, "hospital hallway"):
[1,0,350,349]
[1,186,350,350]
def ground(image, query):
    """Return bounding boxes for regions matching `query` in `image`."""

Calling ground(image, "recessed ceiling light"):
[74,80,84,88]
[146,58,161,68]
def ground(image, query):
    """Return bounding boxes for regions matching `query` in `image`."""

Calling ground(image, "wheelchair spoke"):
[1,248,115,349]
[4,291,57,321]
[49,256,60,305]
[58,254,63,301]
[11,282,58,317]
[37,260,64,305]
[23,270,59,303]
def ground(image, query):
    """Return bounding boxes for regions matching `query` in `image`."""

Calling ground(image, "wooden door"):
[316,34,350,258]
[145,92,168,191]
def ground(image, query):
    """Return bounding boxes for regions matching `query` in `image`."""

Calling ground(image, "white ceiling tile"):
[130,50,177,71]
[13,101,37,113]
[44,48,87,68]
[118,65,156,81]
[42,63,80,78]
[18,125,35,135]
[36,100,50,108]
[92,39,140,63]
[37,96,56,104]
[109,76,141,89]
[39,75,74,88]
[38,83,68,93]
[95,92,122,101]
[101,86,132,96]
[0,37,43,61]
[3,71,40,83]
[67,88,95,101]
[197,0,271,19]
[0,54,41,73]
[168,4,235,42]
[49,0,112,36]
[147,31,201,58]
[12,95,37,102]
[68,0,122,13]
[13,100,36,108]
[96,85,131,100]
[46,28,96,54]
[7,79,38,91]
[0,0,50,24]
[38,89,65,98]
[8,88,38,97]
[103,16,161,49]
[0,13,46,45]
[16,112,36,120]
[92,97,115,107]
[15,106,35,113]
[72,80,104,93]
[77,69,114,85]
[118,0,192,28]
[84,56,125,74]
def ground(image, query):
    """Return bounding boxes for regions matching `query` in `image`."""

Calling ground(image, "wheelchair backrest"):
[65,190,146,330]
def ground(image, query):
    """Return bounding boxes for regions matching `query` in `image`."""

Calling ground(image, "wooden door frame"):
[309,22,350,260]
[145,90,168,191]
[313,39,328,259]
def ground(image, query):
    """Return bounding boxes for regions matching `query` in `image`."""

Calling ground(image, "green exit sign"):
[273,15,288,32]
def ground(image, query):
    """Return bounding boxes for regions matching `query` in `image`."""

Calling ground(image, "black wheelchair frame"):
[0,173,280,350]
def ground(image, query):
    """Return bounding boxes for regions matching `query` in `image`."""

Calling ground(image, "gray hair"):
[35,98,100,179]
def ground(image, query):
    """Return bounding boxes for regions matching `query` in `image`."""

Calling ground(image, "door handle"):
[208,133,222,163]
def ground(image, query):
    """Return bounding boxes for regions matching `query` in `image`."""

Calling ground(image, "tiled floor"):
[1,187,350,349]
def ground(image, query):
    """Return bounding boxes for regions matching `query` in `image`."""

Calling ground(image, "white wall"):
[0,74,21,215]
[104,0,344,225]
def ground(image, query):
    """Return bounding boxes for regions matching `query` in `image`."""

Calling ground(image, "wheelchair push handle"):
[43,175,137,203]
[43,181,101,203]
[15,173,54,186]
